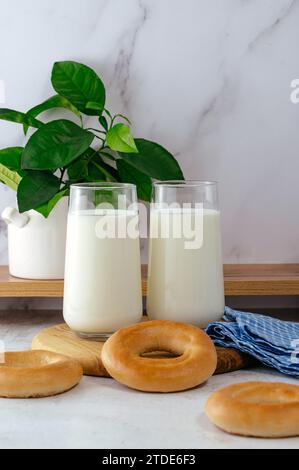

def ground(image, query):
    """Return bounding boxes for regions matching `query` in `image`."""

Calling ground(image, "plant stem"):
[104,109,113,129]
[93,135,106,143]
[59,168,66,185]
[99,150,116,161]
[86,128,106,135]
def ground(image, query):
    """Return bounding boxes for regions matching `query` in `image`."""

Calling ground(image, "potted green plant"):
[0,60,184,279]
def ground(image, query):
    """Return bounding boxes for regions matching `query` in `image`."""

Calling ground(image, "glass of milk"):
[147,181,224,328]
[63,183,142,340]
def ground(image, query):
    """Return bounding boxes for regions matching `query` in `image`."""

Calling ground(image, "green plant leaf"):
[86,101,104,114]
[106,124,138,153]
[0,108,43,128]
[0,147,23,170]
[35,188,68,218]
[0,164,21,191]
[17,171,60,213]
[120,138,184,180]
[22,119,94,170]
[27,94,81,119]
[98,159,120,181]
[17,169,28,178]
[51,61,106,116]
[104,108,112,119]
[67,147,96,181]
[99,115,108,130]
[117,159,152,201]
[23,94,81,135]
[87,160,106,181]
[67,157,89,181]
[87,159,119,182]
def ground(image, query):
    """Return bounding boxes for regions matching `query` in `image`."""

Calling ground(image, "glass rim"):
[70,182,136,190]
[153,180,218,188]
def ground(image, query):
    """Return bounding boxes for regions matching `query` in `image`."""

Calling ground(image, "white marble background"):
[0,0,299,264]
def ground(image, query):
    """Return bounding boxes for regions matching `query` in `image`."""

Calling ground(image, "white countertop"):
[1,310,299,449]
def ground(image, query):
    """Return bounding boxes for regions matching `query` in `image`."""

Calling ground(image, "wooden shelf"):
[0,267,64,297]
[223,264,299,296]
[1,264,299,298]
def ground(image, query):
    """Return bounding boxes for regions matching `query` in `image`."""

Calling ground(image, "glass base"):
[75,331,112,341]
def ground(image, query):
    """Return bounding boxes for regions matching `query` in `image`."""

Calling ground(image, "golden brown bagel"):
[101,320,217,392]
[205,381,299,438]
[0,350,83,398]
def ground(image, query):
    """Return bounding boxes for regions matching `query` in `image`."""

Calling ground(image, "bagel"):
[101,320,217,392]
[0,350,83,398]
[205,381,299,437]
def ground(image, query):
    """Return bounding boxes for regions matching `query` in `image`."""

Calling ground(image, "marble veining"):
[112,0,148,111]
[247,0,297,51]
[0,0,299,264]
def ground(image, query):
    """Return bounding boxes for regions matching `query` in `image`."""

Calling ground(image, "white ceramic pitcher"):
[1,197,68,279]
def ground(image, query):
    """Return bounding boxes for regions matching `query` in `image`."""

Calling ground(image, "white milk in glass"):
[147,208,224,327]
[63,209,142,334]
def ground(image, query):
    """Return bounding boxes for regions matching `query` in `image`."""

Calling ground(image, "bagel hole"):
[140,350,181,359]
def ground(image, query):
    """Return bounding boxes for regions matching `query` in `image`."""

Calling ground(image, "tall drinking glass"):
[147,181,224,327]
[63,183,142,340]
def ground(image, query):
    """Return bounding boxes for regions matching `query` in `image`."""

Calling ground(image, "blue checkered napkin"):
[205,306,299,377]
